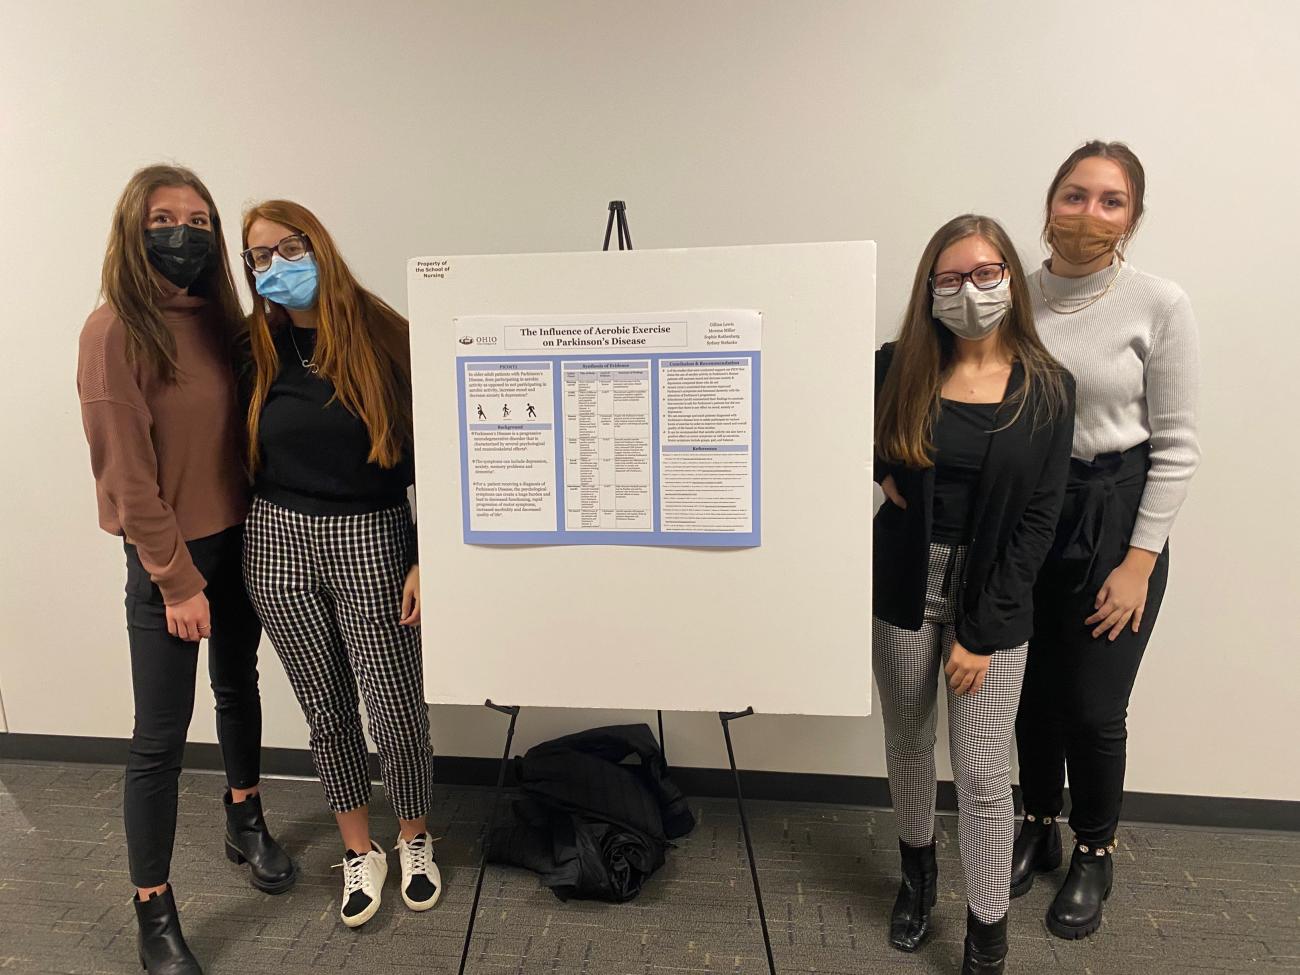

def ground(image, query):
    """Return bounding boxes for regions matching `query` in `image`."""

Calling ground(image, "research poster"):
[454,310,761,546]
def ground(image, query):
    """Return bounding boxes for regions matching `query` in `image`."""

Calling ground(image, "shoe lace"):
[333,854,368,896]
[399,834,433,875]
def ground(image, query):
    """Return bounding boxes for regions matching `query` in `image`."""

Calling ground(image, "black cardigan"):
[872,343,1075,653]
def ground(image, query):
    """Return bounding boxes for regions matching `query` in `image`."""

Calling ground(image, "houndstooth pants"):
[872,542,1028,924]
[243,496,432,820]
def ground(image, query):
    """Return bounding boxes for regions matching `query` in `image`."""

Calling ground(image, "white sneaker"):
[334,840,387,928]
[396,832,442,911]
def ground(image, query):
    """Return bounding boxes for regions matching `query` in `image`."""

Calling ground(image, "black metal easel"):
[456,700,519,975]
[455,202,777,975]
[720,707,778,975]
[601,200,669,771]
[602,199,633,251]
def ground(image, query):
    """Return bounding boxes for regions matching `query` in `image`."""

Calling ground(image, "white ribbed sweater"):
[1029,259,1201,552]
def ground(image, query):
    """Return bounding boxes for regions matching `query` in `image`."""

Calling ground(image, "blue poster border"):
[455,350,761,547]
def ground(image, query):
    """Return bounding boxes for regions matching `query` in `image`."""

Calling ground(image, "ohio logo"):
[458,336,474,345]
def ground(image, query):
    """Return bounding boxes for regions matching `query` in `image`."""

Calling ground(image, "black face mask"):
[144,225,214,289]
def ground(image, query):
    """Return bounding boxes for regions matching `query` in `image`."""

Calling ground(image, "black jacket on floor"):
[873,343,1075,653]
[487,724,695,902]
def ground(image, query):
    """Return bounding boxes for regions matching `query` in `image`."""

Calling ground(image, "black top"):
[873,344,1075,653]
[932,400,999,543]
[255,326,415,518]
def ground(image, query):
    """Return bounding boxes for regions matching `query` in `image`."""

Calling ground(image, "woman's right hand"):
[399,564,422,627]
[166,591,211,642]
[881,474,907,509]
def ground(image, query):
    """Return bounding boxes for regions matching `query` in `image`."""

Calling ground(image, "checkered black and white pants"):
[872,542,1028,924]
[244,496,432,820]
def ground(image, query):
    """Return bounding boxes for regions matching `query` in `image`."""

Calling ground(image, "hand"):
[881,474,907,509]
[945,640,991,696]
[166,591,210,642]
[399,564,421,626]
[1085,549,1157,641]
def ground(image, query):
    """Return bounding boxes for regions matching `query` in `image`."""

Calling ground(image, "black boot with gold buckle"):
[1047,839,1115,939]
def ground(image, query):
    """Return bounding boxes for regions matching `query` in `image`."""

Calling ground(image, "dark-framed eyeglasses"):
[929,262,1008,297]
[241,233,311,273]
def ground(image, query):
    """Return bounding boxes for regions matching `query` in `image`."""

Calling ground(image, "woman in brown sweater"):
[76,165,294,975]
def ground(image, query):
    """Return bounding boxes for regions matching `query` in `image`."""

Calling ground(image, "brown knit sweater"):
[77,294,249,604]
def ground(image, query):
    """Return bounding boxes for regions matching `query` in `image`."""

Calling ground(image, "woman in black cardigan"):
[873,214,1074,975]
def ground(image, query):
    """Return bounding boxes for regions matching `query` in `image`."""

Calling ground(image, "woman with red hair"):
[239,200,439,929]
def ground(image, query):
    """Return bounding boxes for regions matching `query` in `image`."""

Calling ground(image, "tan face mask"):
[1047,213,1126,266]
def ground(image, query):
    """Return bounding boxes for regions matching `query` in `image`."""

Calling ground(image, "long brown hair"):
[876,214,1069,469]
[100,164,243,383]
[242,200,412,471]
[1043,140,1147,254]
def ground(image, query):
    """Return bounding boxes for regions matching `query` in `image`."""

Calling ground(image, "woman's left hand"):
[945,640,992,696]
[1085,550,1156,641]
[400,564,421,626]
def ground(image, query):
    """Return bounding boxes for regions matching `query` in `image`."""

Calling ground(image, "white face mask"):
[931,280,1012,341]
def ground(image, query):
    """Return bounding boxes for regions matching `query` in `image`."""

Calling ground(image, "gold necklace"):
[1039,260,1123,316]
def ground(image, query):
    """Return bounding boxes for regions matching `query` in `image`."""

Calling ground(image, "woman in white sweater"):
[1010,141,1200,940]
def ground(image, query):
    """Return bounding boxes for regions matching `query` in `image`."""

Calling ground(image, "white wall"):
[2,0,1296,802]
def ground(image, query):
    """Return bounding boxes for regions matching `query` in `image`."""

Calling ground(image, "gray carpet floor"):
[1,759,1295,973]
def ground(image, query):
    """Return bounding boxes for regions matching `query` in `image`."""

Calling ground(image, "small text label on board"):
[415,259,452,280]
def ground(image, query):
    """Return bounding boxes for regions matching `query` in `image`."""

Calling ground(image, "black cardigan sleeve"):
[956,375,1076,654]
[873,344,896,485]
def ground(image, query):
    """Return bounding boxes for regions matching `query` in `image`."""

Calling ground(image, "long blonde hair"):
[876,214,1069,469]
[242,200,413,471]
[100,164,243,383]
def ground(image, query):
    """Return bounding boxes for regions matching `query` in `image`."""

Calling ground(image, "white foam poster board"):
[407,242,875,716]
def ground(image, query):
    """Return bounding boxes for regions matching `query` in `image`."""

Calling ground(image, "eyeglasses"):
[929,262,1008,297]
[241,233,311,273]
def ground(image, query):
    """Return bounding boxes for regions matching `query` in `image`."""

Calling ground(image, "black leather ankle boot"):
[134,887,202,975]
[1047,839,1114,939]
[888,839,937,952]
[961,908,1008,974]
[1010,812,1062,898]
[224,790,296,894]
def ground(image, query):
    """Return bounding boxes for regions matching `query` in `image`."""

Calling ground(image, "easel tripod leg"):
[719,708,778,975]
[603,207,617,250]
[457,700,521,975]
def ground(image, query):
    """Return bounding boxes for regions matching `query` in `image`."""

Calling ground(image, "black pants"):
[124,524,263,887]
[1015,447,1168,846]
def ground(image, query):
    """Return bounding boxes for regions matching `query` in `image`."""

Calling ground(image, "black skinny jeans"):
[124,524,263,888]
[1015,447,1168,846]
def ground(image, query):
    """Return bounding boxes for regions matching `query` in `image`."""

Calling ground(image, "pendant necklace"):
[289,327,319,374]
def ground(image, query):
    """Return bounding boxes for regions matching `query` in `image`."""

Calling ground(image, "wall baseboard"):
[1,732,1293,833]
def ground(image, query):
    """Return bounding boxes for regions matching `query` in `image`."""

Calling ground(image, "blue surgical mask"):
[254,253,319,310]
